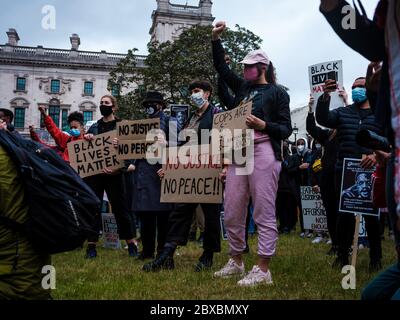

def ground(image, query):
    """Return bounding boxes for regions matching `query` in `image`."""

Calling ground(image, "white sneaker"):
[214,259,245,278]
[312,237,323,244]
[326,239,333,245]
[307,232,314,238]
[237,265,273,287]
[299,232,306,238]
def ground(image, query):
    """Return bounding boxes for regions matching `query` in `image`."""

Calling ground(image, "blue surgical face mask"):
[69,129,81,137]
[352,87,367,104]
[190,91,207,108]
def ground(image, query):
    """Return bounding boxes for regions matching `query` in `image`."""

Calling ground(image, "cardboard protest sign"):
[339,158,380,217]
[67,131,123,178]
[102,213,121,250]
[117,119,160,160]
[212,101,253,152]
[160,146,223,204]
[309,60,344,112]
[117,140,158,160]
[300,186,328,232]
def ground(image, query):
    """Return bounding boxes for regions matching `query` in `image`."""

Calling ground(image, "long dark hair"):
[266,62,276,85]
[256,62,276,85]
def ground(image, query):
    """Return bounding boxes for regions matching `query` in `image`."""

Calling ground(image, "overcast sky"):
[0,0,379,109]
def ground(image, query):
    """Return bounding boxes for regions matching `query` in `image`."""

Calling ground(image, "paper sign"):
[301,186,328,232]
[339,158,380,217]
[309,60,344,112]
[102,213,121,250]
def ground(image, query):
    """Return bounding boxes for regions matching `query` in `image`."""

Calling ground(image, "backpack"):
[0,130,100,255]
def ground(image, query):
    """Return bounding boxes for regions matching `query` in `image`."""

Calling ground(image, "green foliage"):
[108,24,263,119]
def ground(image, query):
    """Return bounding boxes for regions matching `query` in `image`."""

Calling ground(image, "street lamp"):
[293,123,299,143]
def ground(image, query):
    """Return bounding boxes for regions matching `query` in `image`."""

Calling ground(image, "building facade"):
[150,0,214,43]
[0,29,146,135]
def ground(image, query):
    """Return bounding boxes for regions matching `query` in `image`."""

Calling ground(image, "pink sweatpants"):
[224,133,281,258]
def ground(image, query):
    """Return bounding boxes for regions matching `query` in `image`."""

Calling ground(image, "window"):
[49,105,60,127]
[84,81,94,96]
[16,77,26,91]
[61,110,69,130]
[51,80,60,93]
[83,111,93,124]
[14,108,25,129]
[111,85,120,97]
[40,112,45,128]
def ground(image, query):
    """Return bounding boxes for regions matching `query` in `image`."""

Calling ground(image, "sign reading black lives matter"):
[160,146,223,204]
[117,119,160,160]
[339,158,380,217]
[309,60,344,112]
[300,186,328,232]
[212,101,253,152]
[68,131,123,178]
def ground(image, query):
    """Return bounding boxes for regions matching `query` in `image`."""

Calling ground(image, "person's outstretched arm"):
[212,21,246,95]
[320,0,386,61]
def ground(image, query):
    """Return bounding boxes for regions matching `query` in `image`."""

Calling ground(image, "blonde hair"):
[101,95,118,111]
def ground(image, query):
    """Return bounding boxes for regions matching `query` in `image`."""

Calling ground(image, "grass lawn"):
[52,232,397,300]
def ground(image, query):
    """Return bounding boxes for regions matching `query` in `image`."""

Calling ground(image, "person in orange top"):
[38,106,85,162]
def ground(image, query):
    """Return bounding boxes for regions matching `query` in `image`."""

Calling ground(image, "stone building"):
[0,29,146,135]
[150,0,214,43]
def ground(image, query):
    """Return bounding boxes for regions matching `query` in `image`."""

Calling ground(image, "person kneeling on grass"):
[211,21,292,287]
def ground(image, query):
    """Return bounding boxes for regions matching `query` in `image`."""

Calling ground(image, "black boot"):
[194,251,213,272]
[326,246,338,256]
[85,243,97,259]
[143,246,175,272]
[128,242,139,257]
[369,259,382,273]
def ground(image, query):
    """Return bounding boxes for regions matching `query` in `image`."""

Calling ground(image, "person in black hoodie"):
[276,140,298,234]
[307,94,342,255]
[83,95,137,259]
[143,81,222,273]
[316,77,383,271]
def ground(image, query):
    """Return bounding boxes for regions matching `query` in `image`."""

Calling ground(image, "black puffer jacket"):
[315,95,382,169]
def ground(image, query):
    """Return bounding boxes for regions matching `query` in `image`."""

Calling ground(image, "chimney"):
[70,34,80,51]
[6,28,20,46]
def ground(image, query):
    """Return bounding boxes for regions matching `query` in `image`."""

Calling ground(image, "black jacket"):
[321,0,392,145]
[212,39,292,161]
[184,103,220,145]
[306,112,338,174]
[315,95,382,169]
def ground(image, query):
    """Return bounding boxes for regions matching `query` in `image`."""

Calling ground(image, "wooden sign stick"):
[351,214,362,268]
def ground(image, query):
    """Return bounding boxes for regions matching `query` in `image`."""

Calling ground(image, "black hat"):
[142,91,166,108]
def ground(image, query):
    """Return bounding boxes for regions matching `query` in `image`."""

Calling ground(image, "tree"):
[109,24,263,119]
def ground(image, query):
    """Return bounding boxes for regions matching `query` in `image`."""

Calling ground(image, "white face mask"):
[297,145,305,153]
[190,91,207,108]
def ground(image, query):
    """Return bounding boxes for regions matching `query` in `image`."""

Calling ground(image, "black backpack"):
[0,130,100,254]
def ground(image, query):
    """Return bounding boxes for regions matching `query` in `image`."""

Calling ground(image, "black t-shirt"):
[97,119,117,134]
[245,84,273,120]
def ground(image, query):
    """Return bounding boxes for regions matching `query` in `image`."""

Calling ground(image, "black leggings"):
[84,174,134,243]
[139,211,171,257]
[165,203,221,253]
[320,169,339,246]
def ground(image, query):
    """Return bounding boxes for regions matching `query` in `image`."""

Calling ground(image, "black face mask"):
[145,104,160,118]
[100,105,113,117]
